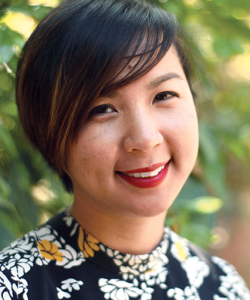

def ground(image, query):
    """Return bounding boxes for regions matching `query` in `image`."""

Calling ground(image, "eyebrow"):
[146,72,184,90]
[100,72,184,98]
[100,90,118,98]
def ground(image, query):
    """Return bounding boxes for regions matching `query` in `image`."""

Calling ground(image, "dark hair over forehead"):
[16,0,194,191]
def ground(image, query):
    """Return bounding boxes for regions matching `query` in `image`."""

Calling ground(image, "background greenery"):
[0,0,250,257]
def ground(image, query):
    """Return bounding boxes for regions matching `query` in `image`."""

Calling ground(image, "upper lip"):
[120,161,168,174]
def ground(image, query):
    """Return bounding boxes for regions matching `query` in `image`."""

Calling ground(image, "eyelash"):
[88,104,116,117]
[88,91,178,117]
[153,91,178,103]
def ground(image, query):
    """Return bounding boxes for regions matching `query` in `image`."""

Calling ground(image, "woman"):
[0,0,249,299]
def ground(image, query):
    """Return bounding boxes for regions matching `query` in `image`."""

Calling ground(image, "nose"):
[123,109,164,153]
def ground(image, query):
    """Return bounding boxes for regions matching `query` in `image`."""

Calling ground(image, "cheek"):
[167,106,198,160]
[182,111,199,164]
[71,127,119,173]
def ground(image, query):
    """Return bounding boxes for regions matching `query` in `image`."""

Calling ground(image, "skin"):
[67,46,199,254]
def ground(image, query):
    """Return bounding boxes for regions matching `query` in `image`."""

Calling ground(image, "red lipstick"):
[117,162,169,188]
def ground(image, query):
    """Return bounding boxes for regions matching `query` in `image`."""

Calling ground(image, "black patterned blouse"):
[0,209,249,300]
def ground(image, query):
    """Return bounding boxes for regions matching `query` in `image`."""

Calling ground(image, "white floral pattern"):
[0,271,28,300]
[140,282,154,300]
[4,254,33,278]
[99,278,143,300]
[0,271,13,300]
[182,256,209,288]
[56,278,84,299]
[139,266,168,289]
[167,286,201,300]
[57,288,71,299]
[0,210,249,300]
[11,274,29,300]
[100,228,169,280]
[212,256,250,300]
[170,231,209,289]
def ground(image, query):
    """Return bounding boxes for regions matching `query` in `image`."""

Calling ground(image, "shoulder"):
[0,228,41,300]
[0,210,85,300]
[0,220,64,273]
[167,228,250,300]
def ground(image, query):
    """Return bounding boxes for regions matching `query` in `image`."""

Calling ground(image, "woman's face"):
[66,46,199,218]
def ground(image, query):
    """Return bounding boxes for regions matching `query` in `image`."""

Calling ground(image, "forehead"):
[100,46,185,98]
[108,42,169,90]
[115,45,183,84]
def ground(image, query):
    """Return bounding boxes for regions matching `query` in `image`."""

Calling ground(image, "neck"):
[69,199,167,255]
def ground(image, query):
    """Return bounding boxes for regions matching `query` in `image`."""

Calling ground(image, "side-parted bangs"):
[16,0,192,191]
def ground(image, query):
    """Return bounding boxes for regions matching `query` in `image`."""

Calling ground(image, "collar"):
[58,210,170,276]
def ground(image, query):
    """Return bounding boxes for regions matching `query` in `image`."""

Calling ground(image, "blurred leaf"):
[0,72,13,90]
[0,101,17,117]
[0,24,24,63]
[8,4,52,21]
[192,196,223,214]
[204,161,227,198]
[176,177,207,201]
[0,45,13,63]
[0,176,11,198]
[199,121,220,164]
[0,195,17,214]
[179,223,211,249]
[0,221,14,250]
[213,37,244,59]
[0,24,25,48]
[0,125,18,158]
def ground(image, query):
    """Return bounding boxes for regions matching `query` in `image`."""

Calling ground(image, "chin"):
[129,197,174,218]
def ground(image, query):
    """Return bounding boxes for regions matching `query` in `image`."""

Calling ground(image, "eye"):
[88,104,116,117]
[153,91,178,103]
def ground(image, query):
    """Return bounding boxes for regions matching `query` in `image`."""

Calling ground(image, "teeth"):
[125,166,164,178]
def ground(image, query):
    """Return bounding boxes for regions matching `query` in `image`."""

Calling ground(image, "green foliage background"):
[0,0,250,251]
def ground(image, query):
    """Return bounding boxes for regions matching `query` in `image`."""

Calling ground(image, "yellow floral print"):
[37,240,63,262]
[175,241,187,262]
[145,268,156,274]
[78,227,100,258]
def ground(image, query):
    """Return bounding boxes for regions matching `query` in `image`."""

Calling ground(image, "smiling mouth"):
[117,162,169,188]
